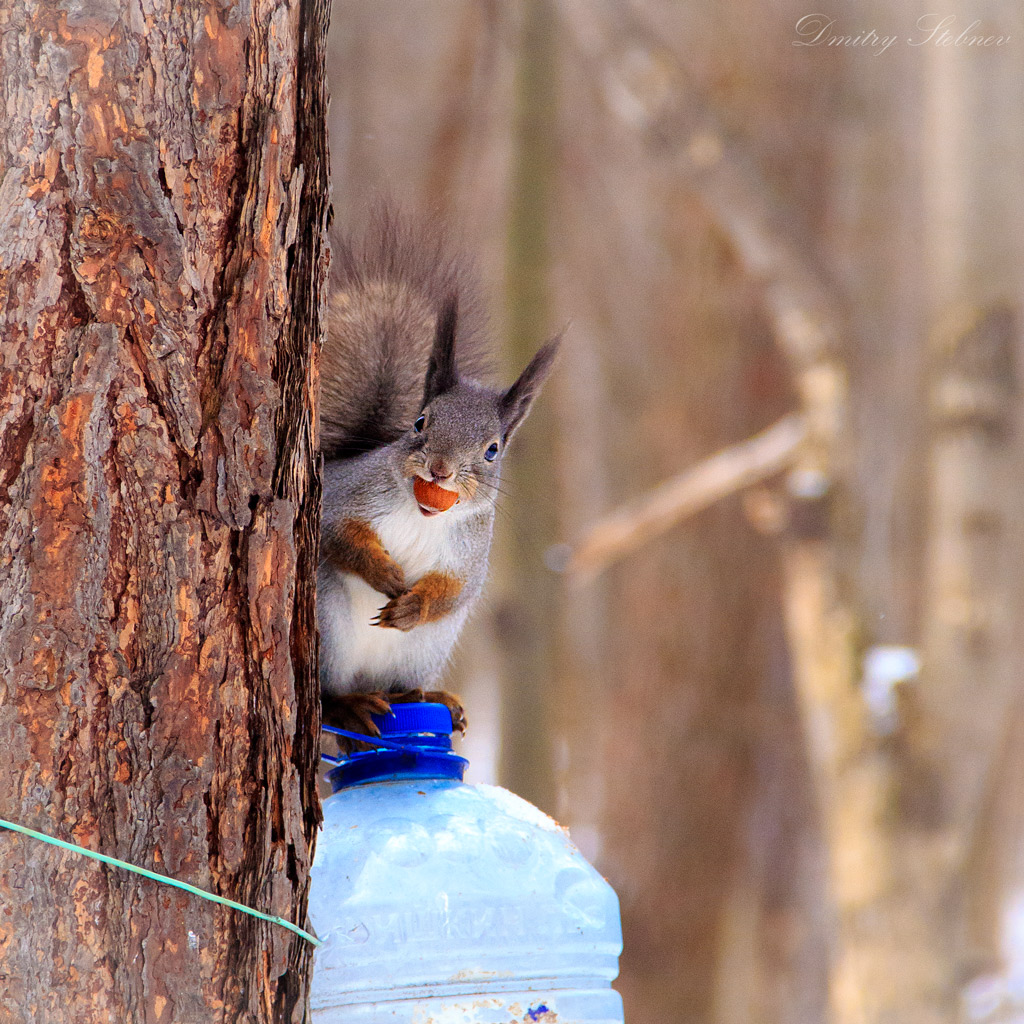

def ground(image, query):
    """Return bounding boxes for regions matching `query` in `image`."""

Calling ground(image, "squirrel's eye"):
[484,442,499,462]
[414,415,426,433]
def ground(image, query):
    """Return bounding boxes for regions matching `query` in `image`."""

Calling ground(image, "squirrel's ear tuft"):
[499,334,561,444]
[423,295,460,405]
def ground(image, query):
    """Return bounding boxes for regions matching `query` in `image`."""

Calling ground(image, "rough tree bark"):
[0,0,328,1021]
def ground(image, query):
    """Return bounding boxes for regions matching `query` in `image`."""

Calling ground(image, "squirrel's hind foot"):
[322,691,391,754]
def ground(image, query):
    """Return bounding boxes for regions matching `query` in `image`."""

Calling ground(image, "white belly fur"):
[321,499,466,691]
[375,498,454,580]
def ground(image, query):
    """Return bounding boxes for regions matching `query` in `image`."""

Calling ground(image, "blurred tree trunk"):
[0,0,328,1020]
[802,4,1024,1021]
[789,7,938,1019]
[495,0,560,814]
[918,1,1024,1009]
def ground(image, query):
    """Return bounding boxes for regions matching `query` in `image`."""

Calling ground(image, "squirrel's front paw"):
[368,559,406,600]
[373,590,423,631]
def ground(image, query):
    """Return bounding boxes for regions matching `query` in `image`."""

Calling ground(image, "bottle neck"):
[326,729,468,792]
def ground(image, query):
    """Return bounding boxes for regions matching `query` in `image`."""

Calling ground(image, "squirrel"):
[318,206,560,747]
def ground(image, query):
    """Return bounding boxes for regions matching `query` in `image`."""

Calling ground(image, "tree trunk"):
[0,0,329,1020]
[495,0,560,815]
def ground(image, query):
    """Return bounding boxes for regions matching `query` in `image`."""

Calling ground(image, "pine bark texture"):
[0,0,328,1020]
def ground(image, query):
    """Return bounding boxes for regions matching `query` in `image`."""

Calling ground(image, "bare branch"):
[556,0,849,580]
[562,414,806,581]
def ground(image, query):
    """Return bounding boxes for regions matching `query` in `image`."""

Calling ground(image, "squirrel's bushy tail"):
[319,204,491,460]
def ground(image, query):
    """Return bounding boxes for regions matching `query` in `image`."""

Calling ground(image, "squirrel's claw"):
[374,591,424,631]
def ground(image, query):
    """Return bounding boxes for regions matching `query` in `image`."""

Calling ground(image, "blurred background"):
[325,1,1024,1021]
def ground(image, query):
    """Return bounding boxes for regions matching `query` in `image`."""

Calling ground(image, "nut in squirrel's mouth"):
[413,476,460,517]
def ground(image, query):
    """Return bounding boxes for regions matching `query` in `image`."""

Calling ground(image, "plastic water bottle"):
[309,702,624,1023]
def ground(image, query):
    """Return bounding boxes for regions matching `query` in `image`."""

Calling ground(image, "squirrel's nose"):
[428,458,455,482]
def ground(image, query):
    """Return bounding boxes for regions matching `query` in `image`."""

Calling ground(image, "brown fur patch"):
[410,571,464,623]
[323,518,405,598]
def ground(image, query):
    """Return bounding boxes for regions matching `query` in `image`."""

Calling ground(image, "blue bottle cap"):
[378,701,455,736]
[325,701,468,791]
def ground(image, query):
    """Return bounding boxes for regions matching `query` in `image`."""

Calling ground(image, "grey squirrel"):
[318,207,559,744]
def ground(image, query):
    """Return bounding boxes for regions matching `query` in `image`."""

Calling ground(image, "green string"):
[0,816,321,947]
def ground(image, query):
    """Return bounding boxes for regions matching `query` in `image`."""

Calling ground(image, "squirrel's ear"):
[499,334,561,444]
[423,295,459,405]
